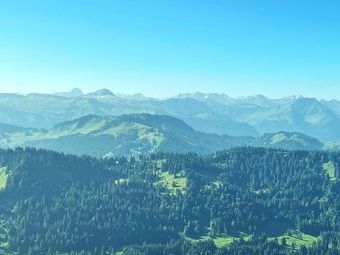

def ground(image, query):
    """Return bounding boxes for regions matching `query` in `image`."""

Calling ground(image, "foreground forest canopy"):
[0,147,339,254]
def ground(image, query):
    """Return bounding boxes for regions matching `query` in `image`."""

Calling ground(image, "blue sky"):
[0,0,339,98]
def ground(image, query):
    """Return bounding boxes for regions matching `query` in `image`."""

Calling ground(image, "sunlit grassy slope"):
[274,230,318,249]
[156,171,187,195]
[323,161,336,181]
[184,232,251,248]
[0,167,9,190]
[0,114,256,157]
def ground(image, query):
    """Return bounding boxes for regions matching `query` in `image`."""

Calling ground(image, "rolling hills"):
[256,131,324,151]
[0,114,254,157]
[0,113,331,157]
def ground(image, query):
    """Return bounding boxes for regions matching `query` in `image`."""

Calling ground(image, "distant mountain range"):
[177,93,340,141]
[0,113,334,157]
[1,89,340,141]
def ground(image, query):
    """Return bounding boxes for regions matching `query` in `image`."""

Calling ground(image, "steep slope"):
[287,98,340,140]
[321,99,340,118]
[180,93,340,141]
[245,97,340,141]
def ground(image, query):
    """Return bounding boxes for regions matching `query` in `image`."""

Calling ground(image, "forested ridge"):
[0,113,327,158]
[0,147,339,254]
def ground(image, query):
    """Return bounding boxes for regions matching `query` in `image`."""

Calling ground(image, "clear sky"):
[0,0,339,99]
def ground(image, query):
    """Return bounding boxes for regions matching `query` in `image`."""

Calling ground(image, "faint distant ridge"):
[176,92,340,140]
[1,90,340,140]
[117,93,153,101]
[85,89,115,97]
[54,88,83,98]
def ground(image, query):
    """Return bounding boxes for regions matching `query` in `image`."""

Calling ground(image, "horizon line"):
[0,88,336,101]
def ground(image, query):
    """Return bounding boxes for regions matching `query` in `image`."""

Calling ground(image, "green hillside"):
[0,114,332,158]
[0,147,339,254]
[257,131,324,151]
[0,114,254,157]
[0,167,9,191]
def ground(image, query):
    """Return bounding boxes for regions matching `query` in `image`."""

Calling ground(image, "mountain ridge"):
[1,89,340,140]
[0,113,332,157]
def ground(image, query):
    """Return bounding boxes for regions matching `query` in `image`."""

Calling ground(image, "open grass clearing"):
[184,232,251,248]
[273,230,318,249]
[155,170,187,195]
[0,167,9,191]
[323,161,336,181]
